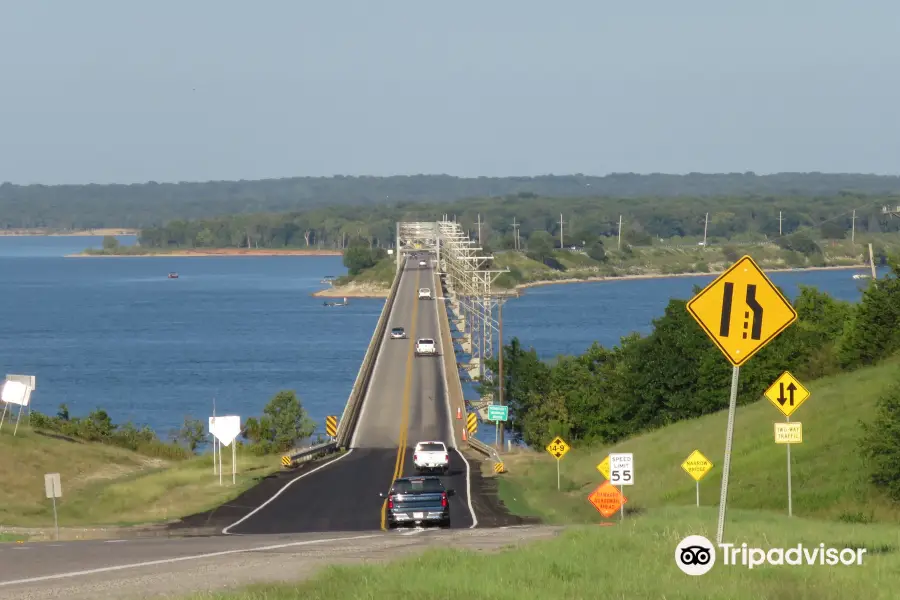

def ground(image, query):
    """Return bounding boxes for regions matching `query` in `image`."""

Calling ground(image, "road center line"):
[381,267,421,530]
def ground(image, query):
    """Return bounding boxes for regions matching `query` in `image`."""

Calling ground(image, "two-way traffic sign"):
[763,371,810,418]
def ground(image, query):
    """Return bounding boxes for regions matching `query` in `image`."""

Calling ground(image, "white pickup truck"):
[415,338,437,357]
[413,441,450,474]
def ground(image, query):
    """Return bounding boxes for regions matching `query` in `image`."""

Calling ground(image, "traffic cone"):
[456,407,462,420]
[462,428,467,441]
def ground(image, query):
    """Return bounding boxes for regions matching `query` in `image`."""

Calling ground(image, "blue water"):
[0,236,880,444]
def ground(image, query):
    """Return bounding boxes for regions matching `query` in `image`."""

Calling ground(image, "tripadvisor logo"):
[675,535,867,575]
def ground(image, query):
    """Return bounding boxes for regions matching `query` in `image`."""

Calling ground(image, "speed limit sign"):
[609,453,634,485]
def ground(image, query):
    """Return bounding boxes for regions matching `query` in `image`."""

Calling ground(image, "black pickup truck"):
[380,476,454,529]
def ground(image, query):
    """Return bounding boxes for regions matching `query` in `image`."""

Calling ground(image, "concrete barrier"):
[333,266,403,448]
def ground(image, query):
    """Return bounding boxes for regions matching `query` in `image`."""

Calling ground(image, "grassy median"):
[0,428,278,529]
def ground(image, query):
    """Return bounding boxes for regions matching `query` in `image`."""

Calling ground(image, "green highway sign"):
[487,405,509,422]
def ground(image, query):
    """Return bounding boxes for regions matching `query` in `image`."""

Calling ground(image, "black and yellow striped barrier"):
[466,412,477,434]
[493,462,505,474]
[281,455,292,467]
[325,415,338,437]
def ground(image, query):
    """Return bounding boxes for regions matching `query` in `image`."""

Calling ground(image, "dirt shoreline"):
[66,248,342,257]
[1,228,139,237]
[314,263,869,298]
[515,263,868,290]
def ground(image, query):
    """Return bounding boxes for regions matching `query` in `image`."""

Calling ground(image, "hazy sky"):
[2,1,899,184]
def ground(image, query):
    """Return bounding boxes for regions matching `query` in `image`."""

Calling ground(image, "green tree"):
[840,259,900,368]
[342,238,385,275]
[525,231,554,262]
[102,235,119,250]
[244,390,316,454]
[860,374,900,501]
[172,417,205,453]
[586,239,606,262]
[820,221,847,239]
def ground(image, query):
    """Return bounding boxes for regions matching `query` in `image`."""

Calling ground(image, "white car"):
[415,338,437,356]
[418,288,432,300]
[390,327,406,339]
[418,259,427,268]
[413,441,450,474]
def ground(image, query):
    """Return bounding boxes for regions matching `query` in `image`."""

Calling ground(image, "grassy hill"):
[0,428,277,534]
[494,358,900,525]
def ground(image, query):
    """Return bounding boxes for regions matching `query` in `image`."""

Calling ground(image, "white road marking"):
[0,534,381,587]
[433,269,478,529]
[398,527,427,536]
[221,450,355,535]
[104,540,127,543]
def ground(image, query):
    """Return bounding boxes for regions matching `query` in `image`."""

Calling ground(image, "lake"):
[0,236,880,445]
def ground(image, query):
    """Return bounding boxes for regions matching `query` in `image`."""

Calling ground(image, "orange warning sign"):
[587,480,627,518]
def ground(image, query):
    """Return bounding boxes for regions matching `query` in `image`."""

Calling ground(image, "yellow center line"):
[381,269,421,530]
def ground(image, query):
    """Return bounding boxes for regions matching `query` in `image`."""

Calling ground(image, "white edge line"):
[433,266,478,530]
[350,264,403,448]
[0,534,381,588]
[221,450,354,535]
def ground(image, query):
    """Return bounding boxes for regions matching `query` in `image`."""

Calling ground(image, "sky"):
[1,0,899,185]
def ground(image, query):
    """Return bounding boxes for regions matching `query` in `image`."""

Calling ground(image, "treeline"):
[481,260,900,498]
[28,390,319,459]
[131,193,900,252]
[6,172,900,229]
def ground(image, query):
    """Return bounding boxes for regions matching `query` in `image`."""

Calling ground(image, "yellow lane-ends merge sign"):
[763,371,811,418]
[686,255,798,367]
[546,436,570,460]
[596,455,611,480]
[775,422,803,444]
[681,450,713,481]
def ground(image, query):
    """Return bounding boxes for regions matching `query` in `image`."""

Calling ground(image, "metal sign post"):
[44,473,62,541]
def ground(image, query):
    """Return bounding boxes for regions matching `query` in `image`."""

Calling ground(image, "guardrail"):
[467,435,502,461]
[333,265,404,448]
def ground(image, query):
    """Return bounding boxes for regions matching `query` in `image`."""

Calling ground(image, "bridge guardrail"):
[333,265,403,448]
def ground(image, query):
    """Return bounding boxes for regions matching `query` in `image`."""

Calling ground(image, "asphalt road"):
[0,526,562,599]
[225,256,475,535]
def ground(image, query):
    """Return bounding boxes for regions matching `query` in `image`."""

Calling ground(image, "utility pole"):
[703,212,709,247]
[477,214,482,246]
[851,209,857,243]
[511,217,520,251]
[497,299,504,451]
[559,213,565,249]
[617,215,623,250]
[778,211,783,236]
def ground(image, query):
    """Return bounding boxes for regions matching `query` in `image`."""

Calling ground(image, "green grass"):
[181,507,899,599]
[496,359,900,525]
[0,427,279,528]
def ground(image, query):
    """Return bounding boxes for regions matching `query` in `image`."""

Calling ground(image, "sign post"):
[545,436,570,490]
[765,371,809,518]
[681,450,714,507]
[609,453,634,520]
[686,255,798,544]
[209,415,241,485]
[44,473,62,541]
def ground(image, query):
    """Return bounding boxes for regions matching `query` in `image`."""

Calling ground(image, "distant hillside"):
[3,172,900,229]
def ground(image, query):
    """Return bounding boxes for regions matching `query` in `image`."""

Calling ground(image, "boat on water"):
[320,275,336,285]
[323,297,348,307]
[168,272,179,279]
[852,273,870,280]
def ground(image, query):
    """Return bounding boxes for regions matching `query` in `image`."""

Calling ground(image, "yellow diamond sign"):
[686,255,798,367]
[545,436,570,460]
[681,450,713,482]
[763,371,811,418]
[596,455,610,480]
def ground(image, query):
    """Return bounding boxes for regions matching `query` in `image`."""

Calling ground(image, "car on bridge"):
[390,327,407,339]
[418,259,427,268]
[380,476,454,529]
[418,287,432,299]
[413,441,450,474]
[415,338,437,356]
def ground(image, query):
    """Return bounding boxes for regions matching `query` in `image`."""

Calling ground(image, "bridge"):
[221,219,512,535]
